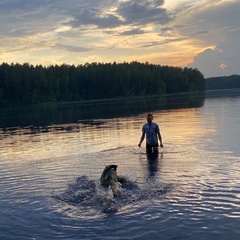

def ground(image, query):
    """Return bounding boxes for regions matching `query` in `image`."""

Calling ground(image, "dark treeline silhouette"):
[205,75,240,90]
[0,61,204,106]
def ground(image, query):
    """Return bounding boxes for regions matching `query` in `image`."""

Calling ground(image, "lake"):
[1,90,240,240]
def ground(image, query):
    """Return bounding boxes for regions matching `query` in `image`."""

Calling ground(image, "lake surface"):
[1,90,240,240]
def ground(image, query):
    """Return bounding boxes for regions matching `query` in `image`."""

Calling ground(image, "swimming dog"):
[100,165,125,195]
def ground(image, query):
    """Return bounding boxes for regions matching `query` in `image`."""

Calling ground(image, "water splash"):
[52,174,172,215]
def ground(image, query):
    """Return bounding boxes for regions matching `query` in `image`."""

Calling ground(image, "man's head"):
[147,113,153,124]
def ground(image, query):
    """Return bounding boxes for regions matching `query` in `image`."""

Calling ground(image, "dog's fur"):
[100,165,125,195]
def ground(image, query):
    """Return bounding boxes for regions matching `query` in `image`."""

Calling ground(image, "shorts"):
[146,143,159,154]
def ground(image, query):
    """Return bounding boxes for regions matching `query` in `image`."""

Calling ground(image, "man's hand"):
[160,144,163,148]
[138,143,141,147]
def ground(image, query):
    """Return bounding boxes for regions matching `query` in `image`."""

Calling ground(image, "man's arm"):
[157,129,163,147]
[138,132,145,147]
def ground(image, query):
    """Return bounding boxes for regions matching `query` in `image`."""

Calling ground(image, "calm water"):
[1,91,240,240]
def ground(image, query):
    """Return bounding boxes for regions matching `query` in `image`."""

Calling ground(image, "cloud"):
[120,28,146,36]
[0,0,45,12]
[65,0,172,29]
[188,48,223,78]
[116,0,171,26]
[54,43,91,52]
[175,0,240,77]
[66,8,123,29]
[0,0,113,37]
[188,30,240,78]
[0,1,63,38]
[140,37,187,48]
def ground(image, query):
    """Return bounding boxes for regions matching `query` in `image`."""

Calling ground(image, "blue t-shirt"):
[142,122,159,145]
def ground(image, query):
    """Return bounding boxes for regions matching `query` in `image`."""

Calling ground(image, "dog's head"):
[100,165,118,187]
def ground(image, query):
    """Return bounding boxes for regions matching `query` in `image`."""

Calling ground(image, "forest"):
[205,75,240,90]
[0,61,205,106]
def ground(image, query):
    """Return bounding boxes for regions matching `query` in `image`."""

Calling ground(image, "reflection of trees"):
[0,93,205,128]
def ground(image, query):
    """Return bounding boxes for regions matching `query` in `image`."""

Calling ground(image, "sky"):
[0,0,239,78]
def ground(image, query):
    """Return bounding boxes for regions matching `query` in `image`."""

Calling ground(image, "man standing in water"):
[138,113,163,155]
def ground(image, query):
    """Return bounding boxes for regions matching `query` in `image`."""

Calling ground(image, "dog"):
[100,165,126,195]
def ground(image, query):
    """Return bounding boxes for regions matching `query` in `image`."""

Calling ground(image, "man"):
[138,113,163,154]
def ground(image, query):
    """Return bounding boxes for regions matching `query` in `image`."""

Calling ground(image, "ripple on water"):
[51,172,173,220]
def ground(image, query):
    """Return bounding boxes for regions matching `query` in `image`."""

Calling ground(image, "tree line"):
[0,61,205,106]
[205,75,240,90]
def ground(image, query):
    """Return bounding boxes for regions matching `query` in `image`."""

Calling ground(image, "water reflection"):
[0,93,205,129]
[147,152,163,178]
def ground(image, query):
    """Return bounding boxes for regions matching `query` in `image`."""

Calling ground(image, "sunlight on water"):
[1,92,240,239]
